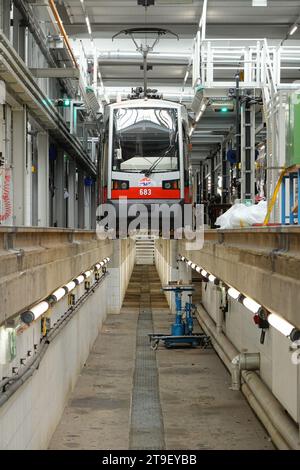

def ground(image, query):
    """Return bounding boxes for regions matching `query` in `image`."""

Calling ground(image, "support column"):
[84,183,91,230]
[12,106,28,226]
[0,103,13,226]
[37,131,49,227]
[241,102,256,202]
[68,158,76,228]
[77,168,84,229]
[54,149,65,227]
[90,181,96,230]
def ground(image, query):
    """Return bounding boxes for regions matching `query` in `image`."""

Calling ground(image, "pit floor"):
[49,265,274,450]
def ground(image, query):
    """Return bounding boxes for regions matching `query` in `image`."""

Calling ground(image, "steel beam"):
[30,68,80,79]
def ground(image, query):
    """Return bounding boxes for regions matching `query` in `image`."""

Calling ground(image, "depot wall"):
[201,281,299,423]
[0,230,135,449]
[108,238,135,314]
[0,228,113,325]
[156,235,300,426]
[0,280,108,449]
[155,239,192,312]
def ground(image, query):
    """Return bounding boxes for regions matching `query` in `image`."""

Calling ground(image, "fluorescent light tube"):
[252,0,267,6]
[51,287,66,302]
[228,287,240,300]
[289,24,298,36]
[242,297,261,314]
[85,16,92,35]
[21,301,50,324]
[65,281,76,293]
[267,313,294,337]
[76,275,85,285]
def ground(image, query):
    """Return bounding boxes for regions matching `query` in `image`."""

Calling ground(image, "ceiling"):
[57,1,300,39]
[50,0,300,161]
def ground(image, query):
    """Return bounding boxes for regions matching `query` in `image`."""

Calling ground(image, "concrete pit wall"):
[155,239,191,313]
[107,238,136,314]
[178,229,300,427]
[0,227,113,324]
[0,229,135,449]
[0,281,108,449]
[155,234,300,436]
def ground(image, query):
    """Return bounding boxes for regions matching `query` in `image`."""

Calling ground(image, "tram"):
[99,93,192,213]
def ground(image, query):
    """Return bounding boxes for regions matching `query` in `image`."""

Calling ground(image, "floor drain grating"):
[129,300,165,449]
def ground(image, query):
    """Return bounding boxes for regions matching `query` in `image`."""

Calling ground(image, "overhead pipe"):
[96,52,190,64]
[48,0,78,69]
[195,303,300,450]
[13,0,74,98]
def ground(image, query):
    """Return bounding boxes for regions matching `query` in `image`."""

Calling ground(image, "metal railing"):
[192,37,300,104]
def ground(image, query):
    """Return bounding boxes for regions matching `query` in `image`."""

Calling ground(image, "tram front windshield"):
[112,107,179,173]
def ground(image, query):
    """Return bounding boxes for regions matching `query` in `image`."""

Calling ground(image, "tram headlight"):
[112,180,129,190]
[163,180,179,189]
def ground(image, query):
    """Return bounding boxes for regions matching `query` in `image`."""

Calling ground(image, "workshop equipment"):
[149,284,211,349]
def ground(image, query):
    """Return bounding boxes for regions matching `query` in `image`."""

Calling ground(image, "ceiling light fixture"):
[252,0,267,5]
[85,16,92,35]
[289,24,298,36]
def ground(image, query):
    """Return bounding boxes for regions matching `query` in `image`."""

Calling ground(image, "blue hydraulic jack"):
[149,285,211,349]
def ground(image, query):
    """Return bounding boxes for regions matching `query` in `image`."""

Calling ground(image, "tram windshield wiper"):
[142,146,173,176]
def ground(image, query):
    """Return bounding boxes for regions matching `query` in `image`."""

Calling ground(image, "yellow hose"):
[263,168,286,225]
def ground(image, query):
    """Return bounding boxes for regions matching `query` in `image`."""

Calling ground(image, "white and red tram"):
[99,97,192,214]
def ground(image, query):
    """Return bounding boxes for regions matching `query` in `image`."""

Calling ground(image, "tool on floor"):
[149,284,211,349]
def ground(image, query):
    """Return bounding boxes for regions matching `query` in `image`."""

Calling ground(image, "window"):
[112,107,179,173]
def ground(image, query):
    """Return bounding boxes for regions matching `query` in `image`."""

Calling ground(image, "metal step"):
[135,236,155,265]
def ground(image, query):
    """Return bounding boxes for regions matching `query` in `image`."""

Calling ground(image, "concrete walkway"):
[49,265,274,450]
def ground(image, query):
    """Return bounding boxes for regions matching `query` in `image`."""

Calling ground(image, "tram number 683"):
[139,188,152,196]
